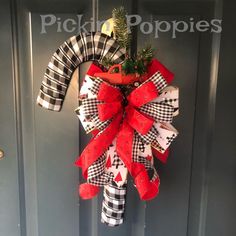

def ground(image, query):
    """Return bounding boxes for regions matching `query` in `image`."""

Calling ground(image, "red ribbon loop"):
[131,162,159,200]
[128,81,158,107]
[75,60,175,200]
[134,169,160,200]
[98,101,122,121]
[125,105,154,135]
[97,83,122,102]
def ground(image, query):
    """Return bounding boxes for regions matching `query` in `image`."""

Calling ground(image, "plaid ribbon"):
[101,182,127,227]
[37,32,125,111]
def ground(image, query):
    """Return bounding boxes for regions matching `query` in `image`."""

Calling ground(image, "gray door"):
[0,0,235,236]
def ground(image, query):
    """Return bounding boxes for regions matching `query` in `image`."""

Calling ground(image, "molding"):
[10,0,27,235]
[197,0,223,235]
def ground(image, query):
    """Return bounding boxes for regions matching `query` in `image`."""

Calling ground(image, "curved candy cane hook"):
[37,32,125,111]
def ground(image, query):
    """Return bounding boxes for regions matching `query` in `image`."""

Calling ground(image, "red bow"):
[75,80,162,200]
[75,59,175,200]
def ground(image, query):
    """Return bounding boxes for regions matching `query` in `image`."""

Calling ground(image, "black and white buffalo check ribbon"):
[36,32,125,111]
[101,182,127,226]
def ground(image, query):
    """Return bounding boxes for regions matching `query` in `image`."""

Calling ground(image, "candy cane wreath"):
[37,31,179,227]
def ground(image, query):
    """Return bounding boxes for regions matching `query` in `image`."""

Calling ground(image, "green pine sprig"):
[137,45,155,63]
[112,6,131,49]
[101,7,155,73]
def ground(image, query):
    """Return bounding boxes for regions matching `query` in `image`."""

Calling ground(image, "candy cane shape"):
[37,32,126,111]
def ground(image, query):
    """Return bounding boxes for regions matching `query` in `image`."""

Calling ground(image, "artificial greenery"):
[122,45,155,75]
[112,6,131,50]
[101,7,155,75]
[122,57,136,74]
[137,45,154,64]
[102,46,155,75]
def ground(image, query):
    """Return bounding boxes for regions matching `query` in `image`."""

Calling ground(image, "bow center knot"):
[122,96,129,107]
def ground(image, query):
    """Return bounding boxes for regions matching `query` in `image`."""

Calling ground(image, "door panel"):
[32,13,80,236]
[137,4,202,235]
[204,2,236,236]
[16,1,92,236]
[0,1,21,236]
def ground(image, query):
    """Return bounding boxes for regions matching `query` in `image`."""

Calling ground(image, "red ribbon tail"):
[75,112,123,179]
[116,121,134,169]
[116,122,160,201]
[131,163,160,201]
[152,148,169,164]
[75,112,123,200]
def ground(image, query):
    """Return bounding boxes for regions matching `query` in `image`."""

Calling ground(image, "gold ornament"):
[101,18,115,37]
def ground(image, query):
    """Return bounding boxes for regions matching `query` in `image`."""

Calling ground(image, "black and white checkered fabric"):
[142,71,168,92]
[161,97,178,106]
[137,156,152,169]
[87,153,113,186]
[88,77,103,95]
[91,115,111,131]
[37,32,125,111]
[82,98,101,116]
[132,134,141,161]
[139,103,174,123]
[101,182,126,227]
[136,126,159,144]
